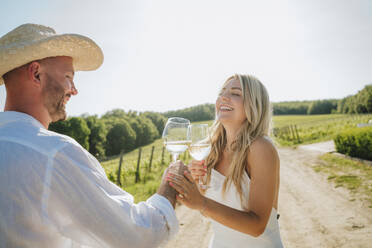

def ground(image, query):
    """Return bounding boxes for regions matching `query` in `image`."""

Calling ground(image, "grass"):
[101,138,192,203]
[313,153,372,207]
[272,114,372,146]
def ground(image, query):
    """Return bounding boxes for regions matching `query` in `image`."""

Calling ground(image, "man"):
[0,23,184,247]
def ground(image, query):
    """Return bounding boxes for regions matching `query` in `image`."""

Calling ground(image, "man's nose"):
[71,82,78,95]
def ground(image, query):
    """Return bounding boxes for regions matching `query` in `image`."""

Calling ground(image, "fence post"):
[289,125,296,141]
[294,125,301,142]
[285,127,289,139]
[161,146,165,165]
[117,150,124,187]
[149,146,155,172]
[135,148,142,183]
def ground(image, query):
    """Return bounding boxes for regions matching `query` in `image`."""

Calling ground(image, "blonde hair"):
[205,74,272,203]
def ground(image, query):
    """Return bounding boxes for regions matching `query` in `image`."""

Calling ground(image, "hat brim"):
[0,33,103,85]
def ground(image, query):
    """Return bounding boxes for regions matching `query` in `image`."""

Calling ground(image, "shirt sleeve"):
[46,143,179,248]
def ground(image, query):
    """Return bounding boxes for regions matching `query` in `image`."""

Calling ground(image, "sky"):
[0,0,371,117]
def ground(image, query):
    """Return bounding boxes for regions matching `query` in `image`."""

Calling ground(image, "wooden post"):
[117,150,124,187]
[148,146,155,172]
[135,148,142,183]
[289,125,296,141]
[277,127,283,138]
[161,146,165,165]
[294,125,301,142]
[283,126,289,140]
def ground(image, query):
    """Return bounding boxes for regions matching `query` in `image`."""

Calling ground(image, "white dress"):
[204,168,284,248]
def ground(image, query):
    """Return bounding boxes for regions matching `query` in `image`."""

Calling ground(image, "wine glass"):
[187,124,211,189]
[162,117,191,162]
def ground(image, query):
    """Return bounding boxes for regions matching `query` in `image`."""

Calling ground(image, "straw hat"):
[0,23,104,85]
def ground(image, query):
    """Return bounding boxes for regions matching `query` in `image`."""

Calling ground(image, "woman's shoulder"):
[248,136,279,167]
[250,136,277,153]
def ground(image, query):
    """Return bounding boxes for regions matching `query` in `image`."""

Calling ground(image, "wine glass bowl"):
[187,124,211,189]
[162,117,191,162]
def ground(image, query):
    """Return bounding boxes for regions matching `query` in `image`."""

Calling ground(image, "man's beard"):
[42,73,69,123]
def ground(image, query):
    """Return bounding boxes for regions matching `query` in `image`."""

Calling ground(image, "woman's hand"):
[157,161,188,208]
[187,160,207,181]
[166,170,205,211]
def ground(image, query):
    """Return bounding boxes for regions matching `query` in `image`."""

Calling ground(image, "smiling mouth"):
[219,105,233,111]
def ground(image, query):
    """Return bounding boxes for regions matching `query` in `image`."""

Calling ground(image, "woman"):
[167,74,283,247]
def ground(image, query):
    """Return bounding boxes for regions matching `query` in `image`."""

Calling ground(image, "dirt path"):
[163,141,372,248]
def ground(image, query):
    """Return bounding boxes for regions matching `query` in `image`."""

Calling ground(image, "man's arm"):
[48,144,183,247]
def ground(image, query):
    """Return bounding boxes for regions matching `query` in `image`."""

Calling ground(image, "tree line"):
[49,110,166,159]
[337,85,372,114]
[163,103,215,122]
[49,84,371,158]
[273,84,371,115]
[49,104,216,159]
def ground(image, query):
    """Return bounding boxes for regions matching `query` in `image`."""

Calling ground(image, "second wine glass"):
[187,124,211,189]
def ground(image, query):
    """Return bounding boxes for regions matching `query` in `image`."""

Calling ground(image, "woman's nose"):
[220,92,230,101]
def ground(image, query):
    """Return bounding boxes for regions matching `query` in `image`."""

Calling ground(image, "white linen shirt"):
[0,111,179,248]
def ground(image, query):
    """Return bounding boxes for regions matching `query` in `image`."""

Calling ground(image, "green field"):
[272,114,372,146]
[101,114,372,202]
[101,138,192,202]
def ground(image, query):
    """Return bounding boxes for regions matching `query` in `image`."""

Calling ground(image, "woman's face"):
[216,78,247,128]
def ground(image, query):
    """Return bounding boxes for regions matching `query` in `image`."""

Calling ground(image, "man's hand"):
[157,161,188,208]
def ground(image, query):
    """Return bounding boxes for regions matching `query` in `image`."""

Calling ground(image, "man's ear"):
[28,61,42,85]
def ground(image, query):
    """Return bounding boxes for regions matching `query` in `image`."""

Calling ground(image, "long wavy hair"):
[205,74,272,203]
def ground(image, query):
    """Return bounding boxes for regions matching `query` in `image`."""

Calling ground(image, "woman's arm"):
[167,138,279,237]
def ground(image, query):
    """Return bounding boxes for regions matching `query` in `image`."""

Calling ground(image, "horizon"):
[1,0,371,116]
[77,90,367,117]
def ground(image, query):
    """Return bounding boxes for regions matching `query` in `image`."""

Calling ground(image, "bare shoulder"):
[250,136,278,156]
[248,136,279,170]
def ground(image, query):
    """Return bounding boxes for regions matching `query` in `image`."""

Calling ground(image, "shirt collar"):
[0,111,45,129]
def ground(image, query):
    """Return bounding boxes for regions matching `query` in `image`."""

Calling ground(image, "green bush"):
[334,126,372,160]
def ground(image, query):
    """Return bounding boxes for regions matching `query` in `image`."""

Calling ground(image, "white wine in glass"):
[187,124,211,189]
[189,143,211,161]
[162,117,191,162]
[165,140,190,160]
